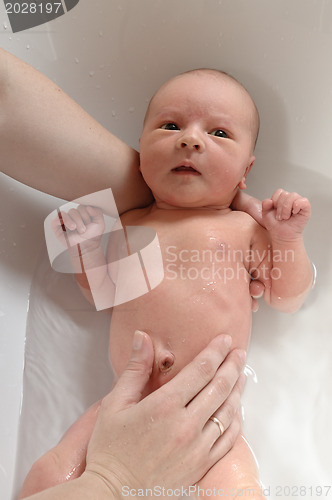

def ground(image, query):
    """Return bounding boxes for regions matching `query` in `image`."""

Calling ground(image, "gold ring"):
[209,416,225,437]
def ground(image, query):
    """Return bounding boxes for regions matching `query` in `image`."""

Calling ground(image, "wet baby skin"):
[21,70,312,498]
[108,204,266,498]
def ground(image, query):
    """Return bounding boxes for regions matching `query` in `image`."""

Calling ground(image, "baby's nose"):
[180,141,201,151]
[177,130,205,151]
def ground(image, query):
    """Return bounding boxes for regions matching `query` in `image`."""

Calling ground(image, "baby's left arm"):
[251,189,313,313]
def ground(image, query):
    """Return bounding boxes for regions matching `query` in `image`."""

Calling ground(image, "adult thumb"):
[109,330,154,411]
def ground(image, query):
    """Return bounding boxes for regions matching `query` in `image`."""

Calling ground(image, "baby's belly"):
[109,275,252,394]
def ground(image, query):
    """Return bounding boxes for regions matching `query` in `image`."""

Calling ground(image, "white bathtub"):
[1,1,331,498]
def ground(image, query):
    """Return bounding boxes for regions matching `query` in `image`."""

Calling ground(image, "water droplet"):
[111,110,117,117]
[3,23,8,30]
[74,57,79,64]
[26,44,30,50]
[89,70,95,77]
[99,30,103,37]
[244,364,258,383]
[128,106,135,113]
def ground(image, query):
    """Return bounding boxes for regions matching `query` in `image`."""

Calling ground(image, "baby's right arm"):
[55,205,115,309]
[231,191,263,226]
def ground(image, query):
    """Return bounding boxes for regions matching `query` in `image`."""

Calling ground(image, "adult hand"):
[83,331,246,496]
[231,190,266,311]
[22,331,245,499]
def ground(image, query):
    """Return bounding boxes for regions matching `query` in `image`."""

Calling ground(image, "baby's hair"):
[144,68,260,150]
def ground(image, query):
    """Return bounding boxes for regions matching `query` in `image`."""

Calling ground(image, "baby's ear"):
[238,156,255,190]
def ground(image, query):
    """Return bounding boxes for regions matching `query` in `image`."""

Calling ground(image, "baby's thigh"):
[196,434,265,499]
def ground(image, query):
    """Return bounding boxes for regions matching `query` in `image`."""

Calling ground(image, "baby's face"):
[139,72,256,210]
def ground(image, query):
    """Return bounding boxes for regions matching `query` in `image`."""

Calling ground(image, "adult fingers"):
[187,348,246,424]
[161,334,233,407]
[208,410,242,466]
[249,279,264,299]
[203,372,246,446]
[104,330,154,412]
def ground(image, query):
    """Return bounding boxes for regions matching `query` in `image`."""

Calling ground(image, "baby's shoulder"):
[227,210,269,244]
[120,205,153,225]
[227,209,260,229]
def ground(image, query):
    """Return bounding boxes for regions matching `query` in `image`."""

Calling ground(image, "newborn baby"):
[49,69,313,498]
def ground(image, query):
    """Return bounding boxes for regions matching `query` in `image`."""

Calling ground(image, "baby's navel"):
[158,351,175,373]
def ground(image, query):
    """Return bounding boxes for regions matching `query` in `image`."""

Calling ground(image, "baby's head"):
[139,69,259,210]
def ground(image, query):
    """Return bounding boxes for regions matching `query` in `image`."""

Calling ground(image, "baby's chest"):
[157,218,251,269]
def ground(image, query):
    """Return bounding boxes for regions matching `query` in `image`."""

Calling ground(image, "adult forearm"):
[0,48,152,212]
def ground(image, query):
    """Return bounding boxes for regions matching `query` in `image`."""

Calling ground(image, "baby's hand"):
[262,189,311,241]
[52,205,105,251]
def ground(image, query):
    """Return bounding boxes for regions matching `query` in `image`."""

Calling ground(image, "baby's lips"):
[172,160,201,174]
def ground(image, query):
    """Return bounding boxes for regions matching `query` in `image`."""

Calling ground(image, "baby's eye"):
[160,123,179,130]
[210,129,228,138]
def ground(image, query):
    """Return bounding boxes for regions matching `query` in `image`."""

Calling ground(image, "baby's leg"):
[195,432,265,499]
[18,400,101,499]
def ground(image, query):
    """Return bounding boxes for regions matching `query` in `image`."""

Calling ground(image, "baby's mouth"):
[172,164,201,175]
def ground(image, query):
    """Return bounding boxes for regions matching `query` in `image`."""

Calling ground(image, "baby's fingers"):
[292,197,311,218]
[86,206,105,224]
[58,210,78,231]
[77,205,93,226]
[67,208,87,234]
[262,198,273,214]
[273,191,299,220]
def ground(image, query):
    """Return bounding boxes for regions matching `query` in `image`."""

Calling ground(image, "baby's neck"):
[152,200,232,214]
